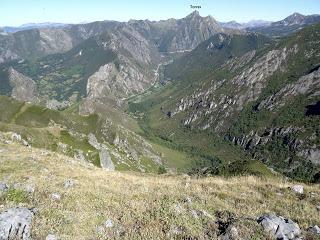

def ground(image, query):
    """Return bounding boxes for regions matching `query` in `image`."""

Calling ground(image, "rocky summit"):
[0,4,319,240]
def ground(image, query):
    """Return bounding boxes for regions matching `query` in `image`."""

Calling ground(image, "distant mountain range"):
[219,20,272,30]
[220,12,320,37]
[1,22,69,33]
[0,11,319,181]
[249,13,320,37]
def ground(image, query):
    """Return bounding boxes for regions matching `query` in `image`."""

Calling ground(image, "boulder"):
[290,185,304,194]
[258,214,301,240]
[0,207,34,240]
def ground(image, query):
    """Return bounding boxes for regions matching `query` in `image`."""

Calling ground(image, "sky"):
[1,0,320,26]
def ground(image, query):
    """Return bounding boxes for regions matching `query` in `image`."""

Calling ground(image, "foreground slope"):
[0,140,319,239]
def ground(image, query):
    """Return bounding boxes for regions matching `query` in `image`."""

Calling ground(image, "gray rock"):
[46,234,58,240]
[308,225,320,234]
[317,205,320,212]
[63,179,74,189]
[0,207,34,240]
[291,185,304,194]
[258,214,301,240]
[0,182,8,192]
[99,148,115,171]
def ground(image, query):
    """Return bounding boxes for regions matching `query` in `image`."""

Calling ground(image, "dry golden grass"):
[0,141,319,239]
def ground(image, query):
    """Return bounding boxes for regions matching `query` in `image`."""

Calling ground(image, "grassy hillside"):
[0,96,169,172]
[0,141,319,239]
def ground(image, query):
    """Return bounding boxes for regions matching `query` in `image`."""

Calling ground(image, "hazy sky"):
[2,0,320,26]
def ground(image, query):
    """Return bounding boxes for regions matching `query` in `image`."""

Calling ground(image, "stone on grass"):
[258,214,301,240]
[0,207,34,240]
[63,179,74,189]
[104,219,114,228]
[308,225,320,235]
[50,193,61,201]
[46,234,58,240]
[0,182,8,192]
[221,225,239,240]
[290,185,304,194]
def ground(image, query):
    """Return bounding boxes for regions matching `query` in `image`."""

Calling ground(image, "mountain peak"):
[291,12,304,17]
[281,12,306,25]
[186,10,201,19]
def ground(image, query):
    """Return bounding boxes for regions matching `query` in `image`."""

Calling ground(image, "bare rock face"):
[0,207,34,240]
[8,67,37,103]
[86,59,151,100]
[38,29,73,54]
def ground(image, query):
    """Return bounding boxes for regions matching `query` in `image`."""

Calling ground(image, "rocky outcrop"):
[258,68,320,111]
[228,126,303,150]
[8,68,38,103]
[298,148,320,165]
[0,207,34,240]
[99,148,115,171]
